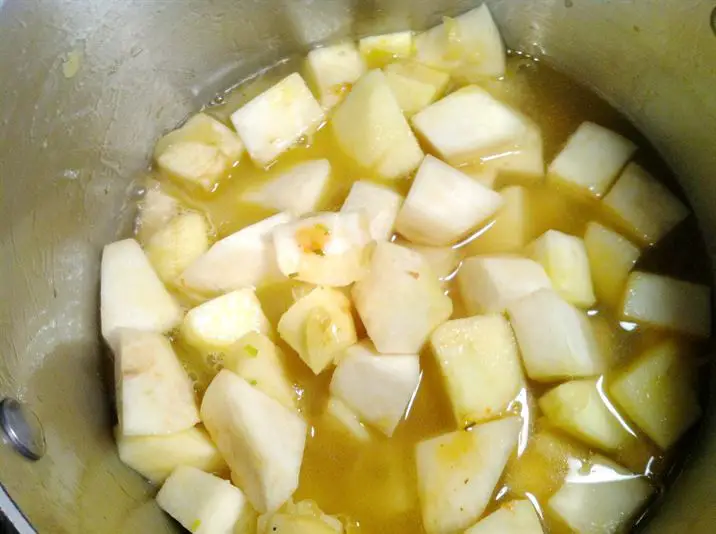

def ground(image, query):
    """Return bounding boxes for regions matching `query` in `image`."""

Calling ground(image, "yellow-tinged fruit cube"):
[322,396,372,443]
[465,500,544,534]
[383,61,449,116]
[399,241,463,281]
[610,340,702,449]
[359,32,414,68]
[483,122,545,183]
[385,61,449,96]
[258,500,343,534]
[340,180,403,241]
[136,181,180,244]
[466,186,531,255]
[306,42,366,109]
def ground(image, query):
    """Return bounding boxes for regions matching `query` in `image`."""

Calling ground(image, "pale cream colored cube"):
[622,272,711,337]
[430,315,524,426]
[465,500,543,534]
[230,73,325,167]
[306,42,366,109]
[466,186,530,255]
[340,180,403,241]
[461,164,499,189]
[136,181,179,244]
[384,61,449,116]
[483,122,545,182]
[359,32,414,67]
[323,396,372,443]
[399,241,463,281]
[258,500,343,534]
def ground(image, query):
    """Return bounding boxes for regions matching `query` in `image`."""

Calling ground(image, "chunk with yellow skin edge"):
[359,31,414,68]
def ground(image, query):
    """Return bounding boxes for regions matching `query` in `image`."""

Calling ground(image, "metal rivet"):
[0,398,46,461]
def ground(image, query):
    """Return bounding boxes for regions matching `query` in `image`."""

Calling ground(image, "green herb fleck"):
[314,249,326,257]
[316,223,331,236]
[288,272,299,279]
[249,379,258,386]
[244,344,259,357]
[191,519,202,532]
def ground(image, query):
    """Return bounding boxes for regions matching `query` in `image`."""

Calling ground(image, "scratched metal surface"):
[0,0,715,532]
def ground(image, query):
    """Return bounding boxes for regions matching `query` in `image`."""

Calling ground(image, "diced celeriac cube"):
[483,122,545,182]
[277,286,357,374]
[241,159,331,215]
[180,213,294,294]
[621,272,711,337]
[412,86,528,165]
[136,181,180,244]
[201,370,307,512]
[414,5,506,79]
[258,500,343,534]
[396,155,503,246]
[340,180,403,241]
[115,330,199,436]
[507,289,604,382]
[583,222,640,308]
[359,32,414,68]
[156,466,254,534]
[610,340,701,449]
[603,162,689,246]
[330,341,420,437]
[230,73,325,167]
[273,212,372,286]
[101,239,182,347]
[465,500,543,534]
[384,61,449,116]
[399,241,463,281]
[306,42,366,109]
[352,241,453,354]
[527,230,596,308]
[416,417,521,534]
[117,426,226,484]
[154,113,244,191]
[145,212,210,285]
[457,256,552,315]
[466,186,530,255]
[331,69,424,179]
[181,289,270,355]
[539,379,632,452]
[430,315,523,426]
[547,456,654,534]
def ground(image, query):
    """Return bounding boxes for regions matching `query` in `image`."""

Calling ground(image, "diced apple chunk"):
[465,500,544,534]
[539,379,632,452]
[610,340,701,449]
[323,396,372,443]
[115,330,199,436]
[359,32,414,68]
[230,73,325,167]
[201,370,307,512]
[273,212,372,286]
[416,417,521,534]
[483,122,545,182]
[457,256,552,315]
[180,213,295,294]
[583,222,640,308]
[352,242,453,354]
[399,241,462,281]
[430,315,524,426]
[603,162,689,245]
[507,289,604,382]
[242,159,331,215]
[117,426,226,484]
[331,69,424,179]
[412,86,528,165]
[384,61,449,116]
[396,155,503,246]
[330,341,420,436]
[181,289,270,355]
[306,42,366,109]
[156,466,254,534]
[527,230,596,308]
[278,286,357,374]
[621,272,711,337]
[101,239,182,347]
[466,186,530,255]
[340,180,403,241]
[136,181,180,244]
[259,500,343,534]
[154,113,244,190]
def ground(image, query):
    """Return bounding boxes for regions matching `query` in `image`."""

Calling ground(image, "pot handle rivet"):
[0,398,46,461]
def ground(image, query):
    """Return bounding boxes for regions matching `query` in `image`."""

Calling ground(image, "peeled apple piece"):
[258,500,344,534]
[322,396,372,443]
[465,500,544,534]
[466,186,531,255]
[483,122,545,182]
[306,42,366,109]
[395,155,503,246]
[340,180,403,241]
[135,181,180,244]
[359,31,414,68]
[230,72,325,167]
[384,61,449,116]
[399,241,463,281]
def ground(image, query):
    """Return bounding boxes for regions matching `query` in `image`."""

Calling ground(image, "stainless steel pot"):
[1,0,715,532]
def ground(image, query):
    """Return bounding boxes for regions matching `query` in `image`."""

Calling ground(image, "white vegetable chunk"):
[416,417,521,534]
[384,62,450,116]
[101,239,182,347]
[610,340,701,449]
[230,73,325,167]
[273,212,371,286]
[548,122,636,198]
[396,155,503,246]
[115,330,199,436]
[538,379,632,452]
[331,69,424,179]
[136,181,179,244]
[117,427,226,484]
[583,222,640,308]
[306,42,366,109]
[201,370,307,513]
[242,159,331,215]
[465,500,544,534]
[156,466,254,534]
[323,396,372,443]
[527,230,596,308]
[181,289,270,355]
[399,241,463,281]
[258,500,344,534]
[466,186,530,255]
[330,341,421,436]
[457,256,552,315]
[412,86,528,165]
[507,289,604,382]
[180,213,294,294]
[277,286,357,374]
[340,180,403,241]
[621,272,711,337]
[603,162,689,246]
[483,122,545,182]
[359,32,414,67]
[352,241,453,354]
